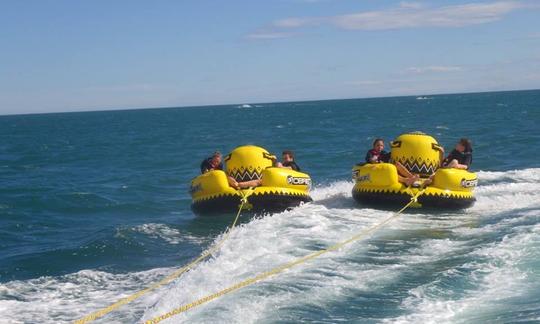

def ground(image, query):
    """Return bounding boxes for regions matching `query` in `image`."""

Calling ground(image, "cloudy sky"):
[1,0,539,115]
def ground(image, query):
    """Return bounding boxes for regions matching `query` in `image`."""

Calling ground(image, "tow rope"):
[144,189,426,324]
[75,189,254,324]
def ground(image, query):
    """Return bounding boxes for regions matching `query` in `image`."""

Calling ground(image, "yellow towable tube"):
[352,132,477,209]
[190,145,312,214]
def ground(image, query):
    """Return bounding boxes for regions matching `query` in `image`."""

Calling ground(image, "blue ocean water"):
[1,90,539,323]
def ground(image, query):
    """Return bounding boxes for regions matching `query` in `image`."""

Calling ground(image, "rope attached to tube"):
[144,189,426,324]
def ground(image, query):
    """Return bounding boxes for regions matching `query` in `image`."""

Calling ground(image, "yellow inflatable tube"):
[190,146,312,214]
[352,132,477,209]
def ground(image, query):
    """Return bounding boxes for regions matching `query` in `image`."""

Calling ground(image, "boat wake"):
[1,169,539,323]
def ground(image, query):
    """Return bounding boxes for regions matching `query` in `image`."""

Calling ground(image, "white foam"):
[140,168,540,323]
[0,268,172,323]
[476,168,540,183]
[131,223,206,245]
[379,169,540,323]
[140,196,404,322]
[1,168,539,323]
[386,223,540,323]
[310,180,353,201]
[471,169,540,213]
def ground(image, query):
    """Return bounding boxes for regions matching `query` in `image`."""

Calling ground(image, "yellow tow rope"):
[144,189,426,324]
[75,190,254,324]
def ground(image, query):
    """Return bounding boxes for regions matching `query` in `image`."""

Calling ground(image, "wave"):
[1,169,539,323]
[130,223,207,245]
[0,268,169,323]
[387,220,540,323]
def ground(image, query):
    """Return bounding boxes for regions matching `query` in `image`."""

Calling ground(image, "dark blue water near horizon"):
[1,89,539,323]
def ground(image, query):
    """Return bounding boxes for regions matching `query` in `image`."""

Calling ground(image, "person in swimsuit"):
[200,151,223,174]
[365,138,390,163]
[442,138,473,170]
[276,150,301,171]
[365,139,418,186]
[200,151,260,189]
[423,138,473,187]
[232,150,301,188]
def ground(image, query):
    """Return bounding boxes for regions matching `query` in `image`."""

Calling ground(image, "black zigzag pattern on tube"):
[228,166,264,182]
[397,157,438,175]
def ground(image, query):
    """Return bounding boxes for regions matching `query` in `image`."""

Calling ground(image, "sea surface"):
[1,90,539,323]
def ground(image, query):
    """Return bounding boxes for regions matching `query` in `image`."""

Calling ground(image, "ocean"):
[1,90,539,323]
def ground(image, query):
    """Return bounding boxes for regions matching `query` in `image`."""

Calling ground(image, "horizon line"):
[2,87,539,118]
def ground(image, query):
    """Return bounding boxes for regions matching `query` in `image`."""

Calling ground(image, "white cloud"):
[274,17,319,28]
[245,31,296,40]
[399,1,425,9]
[406,66,464,74]
[270,1,529,31]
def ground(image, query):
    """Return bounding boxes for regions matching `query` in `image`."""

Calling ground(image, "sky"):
[1,0,539,115]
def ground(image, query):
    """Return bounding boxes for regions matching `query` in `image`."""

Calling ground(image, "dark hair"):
[212,151,221,157]
[459,138,472,152]
[373,138,384,147]
[282,150,294,159]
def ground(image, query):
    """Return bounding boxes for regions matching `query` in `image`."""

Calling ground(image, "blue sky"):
[1,0,539,115]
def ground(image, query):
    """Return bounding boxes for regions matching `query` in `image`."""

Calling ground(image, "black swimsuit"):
[283,161,300,171]
[444,149,472,167]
